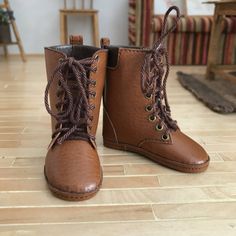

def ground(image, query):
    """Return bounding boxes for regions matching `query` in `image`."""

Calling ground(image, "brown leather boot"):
[102,7,209,173]
[44,36,107,200]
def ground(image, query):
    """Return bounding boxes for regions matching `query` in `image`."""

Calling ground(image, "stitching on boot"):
[107,48,147,70]
[138,137,173,147]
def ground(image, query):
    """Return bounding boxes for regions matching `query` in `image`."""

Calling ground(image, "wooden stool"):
[0,0,26,62]
[60,0,99,46]
[205,0,236,80]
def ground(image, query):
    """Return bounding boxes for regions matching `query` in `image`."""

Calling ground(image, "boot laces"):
[44,55,98,147]
[141,6,180,134]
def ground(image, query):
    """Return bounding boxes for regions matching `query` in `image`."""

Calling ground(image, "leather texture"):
[103,46,210,173]
[44,42,107,201]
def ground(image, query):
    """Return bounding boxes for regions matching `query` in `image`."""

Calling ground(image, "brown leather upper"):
[103,47,209,170]
[44,43,107,198]
[45,140,101,193]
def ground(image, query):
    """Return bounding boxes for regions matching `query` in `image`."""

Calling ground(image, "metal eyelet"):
[145,105,153,112]
[148,114,157,122]
[155,124,163,131]
[162,134,170,141]
[94,54,99,61]
[145,94,152,100]
[91,81,97,87]
[91,92,96,99]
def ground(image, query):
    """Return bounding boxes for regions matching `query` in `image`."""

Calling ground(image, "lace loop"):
[141,6,180,133]
[45,56,97,147]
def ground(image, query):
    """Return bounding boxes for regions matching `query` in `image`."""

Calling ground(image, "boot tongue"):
[62,60,94,138]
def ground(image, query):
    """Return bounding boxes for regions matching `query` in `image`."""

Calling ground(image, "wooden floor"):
[0,56,236,235]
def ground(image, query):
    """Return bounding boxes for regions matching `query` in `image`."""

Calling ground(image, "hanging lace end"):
[48,132,61,150]
[90,138,97,149]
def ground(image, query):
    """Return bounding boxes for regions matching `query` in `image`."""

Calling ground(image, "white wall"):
[154,0,214,15]
[3,0,128,54]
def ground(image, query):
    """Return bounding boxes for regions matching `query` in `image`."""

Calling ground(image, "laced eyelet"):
[162,134,169,141]
[94,54,99,61]
[148,114,157,122]
[145,93,152,100]
[91,92,96,98]
[88,104,95,110]
[91,81,97,87]
[145,104,153,112]
[155,124,163,131]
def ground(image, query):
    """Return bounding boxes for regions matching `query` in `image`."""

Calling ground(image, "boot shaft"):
[101,6,209,174]
[45,36,107,146]
[103,45,154,144]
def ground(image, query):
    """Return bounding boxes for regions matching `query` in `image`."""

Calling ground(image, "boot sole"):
[104,139,209,173]
[44,167,103,201]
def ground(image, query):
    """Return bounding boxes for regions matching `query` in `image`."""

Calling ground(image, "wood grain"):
[1,220,236,236]
[152,202,236,220]
[0,57,236,235]
[0,205,154,224]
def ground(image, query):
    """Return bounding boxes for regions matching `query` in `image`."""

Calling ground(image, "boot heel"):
[103,139,127,151]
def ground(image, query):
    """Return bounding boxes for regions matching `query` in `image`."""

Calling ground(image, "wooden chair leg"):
[64,15,68,44]
[92,13,99,47]
[60,12,68,44]
[3,45,8,58]
[11,19,26,62]
[206,6,223,80]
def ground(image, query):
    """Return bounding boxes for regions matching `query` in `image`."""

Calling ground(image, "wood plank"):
[101,154,152,165]
[0,127,24,134]
[0,158,14,167]
[3,161,235,180]
[0,165,125,179]
[200,136,236,145]
[125,162,236,176]
[185,130,236,137]
[0,220,236,236]
[1,171,235,191]
[10,155,151,167]
[1,186,235,207]
[152,202,236,220]
[220,152,236,161]
[0,133,50,141]
[158,173,236,187]
[1,57,236,229]
[207,162,236,173]
[205,144,236,153]
[0,152,223,167]
[0,176,160,191]
[0,205,154,224]
[0,148,47,158]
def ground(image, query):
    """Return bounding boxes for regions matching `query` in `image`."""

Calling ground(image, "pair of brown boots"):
[44,7,209,201]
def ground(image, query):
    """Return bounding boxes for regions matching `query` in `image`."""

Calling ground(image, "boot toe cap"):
[139,130,209,172]
[45,140,102,200]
